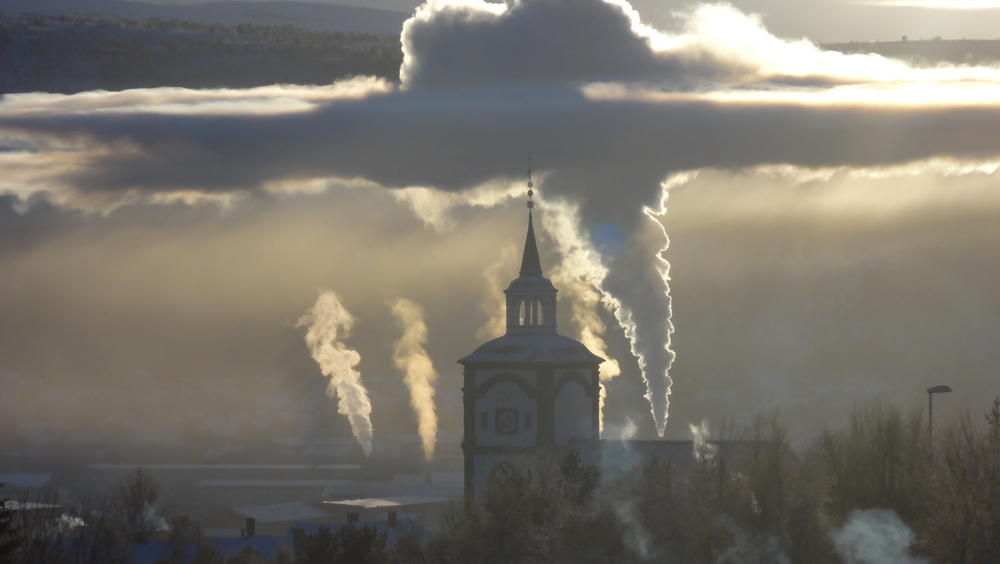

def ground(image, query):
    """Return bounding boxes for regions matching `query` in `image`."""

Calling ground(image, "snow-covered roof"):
[391,472,463,487]
[195,480,352,488]
[6,501,61,511]
[323,495,454,509]
[270,437,361,447]
[459,333,603,364]
[231,501,331,523]
[313,464,363,470]
[87,464,312,470]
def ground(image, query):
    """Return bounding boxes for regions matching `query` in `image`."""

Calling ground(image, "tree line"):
[395,399,1000,564]
[0,13,403,95]
[327,398,1000,564]
[2,397,999,563]
[822,38,1000,67]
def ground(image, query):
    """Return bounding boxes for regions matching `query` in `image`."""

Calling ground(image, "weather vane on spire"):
[526,153,534,209]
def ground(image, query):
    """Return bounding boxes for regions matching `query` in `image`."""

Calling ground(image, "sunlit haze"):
[2,0,999,470]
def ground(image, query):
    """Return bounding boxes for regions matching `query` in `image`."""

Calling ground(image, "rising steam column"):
[458,170,603,503]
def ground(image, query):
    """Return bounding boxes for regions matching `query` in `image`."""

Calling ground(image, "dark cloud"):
[400,0,685,88]
[6,94,1000,206]
[2,2,999,207]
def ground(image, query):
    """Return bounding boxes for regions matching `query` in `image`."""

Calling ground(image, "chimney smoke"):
[390,297,439,462]
[297,290,375,457]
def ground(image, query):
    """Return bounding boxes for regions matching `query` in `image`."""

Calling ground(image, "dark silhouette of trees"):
[0,13,404,95]
[815,402,928,522]
[3,468,220,564]
[3,400,999,564]
[62,494,132,564]
[298,523,388,564]
[11,488,68,564]
[157,514,224,564]
[421,449,631,564]
[403,403,1000,564]
[0,489,21,564]
[662,415,833,564]
[986,396,1000,444]
[557,447,602,506]
[918,404,1000,564]
[112,467,166,545]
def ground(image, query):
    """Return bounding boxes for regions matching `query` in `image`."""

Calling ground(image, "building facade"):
[458,205,603,502]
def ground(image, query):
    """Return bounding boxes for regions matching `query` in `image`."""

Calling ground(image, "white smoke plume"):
[713,519,790,564]
[538,201,620,395]
[614,501,653,560]
[476,243,519,341]
[539,196,674,435]
[544,213,624,434]
[296,290,374,457]
[391,180,525,233]
[609,172,697,435]
[549,269,623,383]
[598,384,607,435]
[690,418,718,463]
[621,416,638,440]
[604,416,639,441]
[831,508,927,564]
[389,297,439,461]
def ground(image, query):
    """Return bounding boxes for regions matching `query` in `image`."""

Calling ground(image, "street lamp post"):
[927,384,952,459]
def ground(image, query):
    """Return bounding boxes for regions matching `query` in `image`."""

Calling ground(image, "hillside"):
[0,13,402,94]
[0,0,410,35]
[3,4,999,97]
[822,38,1000,66]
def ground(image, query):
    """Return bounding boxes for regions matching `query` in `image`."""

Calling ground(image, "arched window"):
[519,300,526,326]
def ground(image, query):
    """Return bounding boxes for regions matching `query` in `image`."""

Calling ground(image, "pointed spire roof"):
[519,153,542,276]
[520,210,542,276]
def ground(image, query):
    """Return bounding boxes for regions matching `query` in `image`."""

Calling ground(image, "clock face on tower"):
[495,408,519,435]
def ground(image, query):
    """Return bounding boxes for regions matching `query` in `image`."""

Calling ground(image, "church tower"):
[459,164,603,502]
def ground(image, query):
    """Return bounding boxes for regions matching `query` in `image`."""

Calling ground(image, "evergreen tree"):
[0,487,22,564]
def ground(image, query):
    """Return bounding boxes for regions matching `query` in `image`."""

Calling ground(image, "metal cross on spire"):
[526,153,534,209]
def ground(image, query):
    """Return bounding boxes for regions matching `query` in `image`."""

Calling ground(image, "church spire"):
[520,154,542,276]
[502,155,557,334]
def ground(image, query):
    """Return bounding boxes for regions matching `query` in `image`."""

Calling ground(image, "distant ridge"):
[822,38,1000,66]
[0,0,410,35]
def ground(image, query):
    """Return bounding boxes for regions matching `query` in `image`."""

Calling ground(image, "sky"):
[3,0,1000,456]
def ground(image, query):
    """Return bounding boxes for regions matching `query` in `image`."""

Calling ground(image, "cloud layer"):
[5,2,1000,208]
